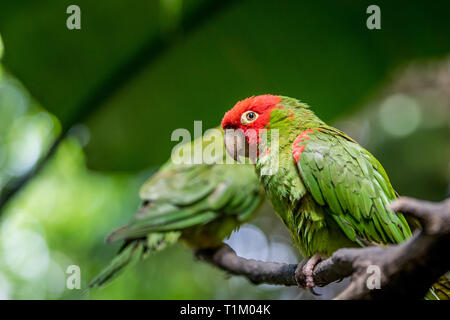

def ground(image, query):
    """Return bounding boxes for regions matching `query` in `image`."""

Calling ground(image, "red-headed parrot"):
[89,128,264,288]
[221,94,449,299]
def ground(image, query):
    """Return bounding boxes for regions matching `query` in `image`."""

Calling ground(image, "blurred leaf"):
[0,34,4,60]
[0,70,61,194]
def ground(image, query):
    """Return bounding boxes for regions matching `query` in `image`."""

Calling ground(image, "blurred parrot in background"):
[89,128,264,288]
[221,94,449,299]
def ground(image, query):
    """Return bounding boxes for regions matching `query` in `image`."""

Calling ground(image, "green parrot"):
[221,94,449,299]
[89,127,264,288]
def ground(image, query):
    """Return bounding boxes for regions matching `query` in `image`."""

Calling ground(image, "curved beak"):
[224,129,248,163]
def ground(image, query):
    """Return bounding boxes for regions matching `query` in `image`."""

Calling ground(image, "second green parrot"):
[89,128,264,288]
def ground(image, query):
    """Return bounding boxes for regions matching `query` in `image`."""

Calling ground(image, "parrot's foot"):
[295,253,323,291]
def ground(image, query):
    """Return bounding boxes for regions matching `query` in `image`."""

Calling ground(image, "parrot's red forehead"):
[221,94,282,129]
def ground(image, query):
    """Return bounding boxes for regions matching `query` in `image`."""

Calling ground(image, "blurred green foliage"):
[0,68,60,192]
[0,0,448,299]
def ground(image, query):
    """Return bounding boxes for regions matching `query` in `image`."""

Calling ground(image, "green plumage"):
[256,97,410,256]
[89,128,264,288]
[297,128,411,247]
[254,96,447,299]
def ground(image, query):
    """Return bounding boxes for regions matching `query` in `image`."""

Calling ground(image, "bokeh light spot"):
[379,94,422,137]
[2,228,50,280]
[225,224,268,261]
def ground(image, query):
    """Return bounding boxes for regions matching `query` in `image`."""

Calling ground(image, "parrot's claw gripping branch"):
[196,197,450,299]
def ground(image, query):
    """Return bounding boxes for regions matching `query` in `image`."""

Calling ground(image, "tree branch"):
[196,197,450,299]
[196,246,298,286]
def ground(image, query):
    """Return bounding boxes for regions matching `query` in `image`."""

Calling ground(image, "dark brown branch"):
[196,246,298,286]
[196,197,450,299]
[336,196,450,299]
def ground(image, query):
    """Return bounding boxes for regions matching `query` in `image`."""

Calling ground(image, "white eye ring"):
[241,111,259,125]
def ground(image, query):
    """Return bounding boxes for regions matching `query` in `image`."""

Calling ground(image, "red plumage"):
[221,94,282,131]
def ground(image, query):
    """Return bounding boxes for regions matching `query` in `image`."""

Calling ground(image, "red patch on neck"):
[286,109,295,119]
[292,129,315,162]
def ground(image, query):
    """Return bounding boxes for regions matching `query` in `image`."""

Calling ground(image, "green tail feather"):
[88,232,180,289]
[88,240,145,289]
[426,275,450,300]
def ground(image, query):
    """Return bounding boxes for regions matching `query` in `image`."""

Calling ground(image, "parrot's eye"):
[241,111,258,125]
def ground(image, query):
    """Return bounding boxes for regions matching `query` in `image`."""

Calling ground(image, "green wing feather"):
[291,126,449,300]
[107,130,263,242]
[294,127,412,245]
